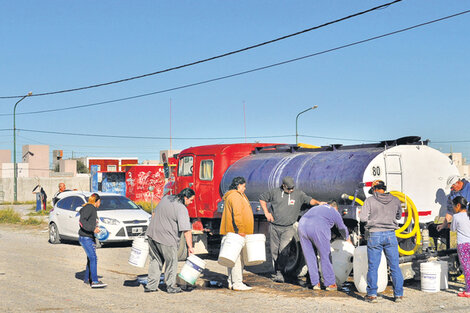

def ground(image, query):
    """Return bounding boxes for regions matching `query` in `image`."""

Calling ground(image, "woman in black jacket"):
[79,193,107,288]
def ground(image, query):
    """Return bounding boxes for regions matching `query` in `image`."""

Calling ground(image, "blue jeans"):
[79,236,98,284]
[367,231,403,297]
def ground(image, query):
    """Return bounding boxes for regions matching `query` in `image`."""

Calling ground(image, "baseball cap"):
[368,180,386,194]
[282,176,295,189]
[446,175,461,188]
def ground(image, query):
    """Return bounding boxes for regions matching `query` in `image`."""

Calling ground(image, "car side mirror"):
[75,206,82,212]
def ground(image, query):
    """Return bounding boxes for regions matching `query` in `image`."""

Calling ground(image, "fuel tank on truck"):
[220,137,458,224]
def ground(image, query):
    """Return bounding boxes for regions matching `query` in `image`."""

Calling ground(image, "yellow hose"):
[346,192,421,256]
[347,195,363,206]
[390,191,421,256]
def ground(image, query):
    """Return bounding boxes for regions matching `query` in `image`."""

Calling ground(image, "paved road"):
[1,224,469,313]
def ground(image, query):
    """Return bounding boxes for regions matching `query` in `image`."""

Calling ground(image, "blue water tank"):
[220,147,384,202]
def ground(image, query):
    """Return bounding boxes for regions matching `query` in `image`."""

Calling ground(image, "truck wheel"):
[177,232,188,261]
[282,237,308,278]
[48,223,61,244]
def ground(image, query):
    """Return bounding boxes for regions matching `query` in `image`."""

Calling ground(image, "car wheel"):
[49,223,61,244]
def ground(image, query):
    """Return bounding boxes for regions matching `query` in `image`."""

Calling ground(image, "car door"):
[62,196,86,238]
[55,197,74,237]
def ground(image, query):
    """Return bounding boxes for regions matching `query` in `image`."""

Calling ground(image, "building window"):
[178,156,193,177]
[199,160,213,181]
[96,165,101,171]
[107,165,117,172]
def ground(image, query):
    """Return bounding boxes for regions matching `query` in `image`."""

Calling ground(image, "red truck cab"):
[174,143,277,232]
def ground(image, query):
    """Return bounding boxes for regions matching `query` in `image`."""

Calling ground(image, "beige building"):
[0,150,11,178]
[446,152,470,178]
[22,145,50,178]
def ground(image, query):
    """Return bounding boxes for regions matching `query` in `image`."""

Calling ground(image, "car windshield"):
[86,195,140,211]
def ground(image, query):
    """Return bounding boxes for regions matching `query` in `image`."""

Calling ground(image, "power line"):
[1,9,468,117]
[0,0,403,99]
[16,128,294,140]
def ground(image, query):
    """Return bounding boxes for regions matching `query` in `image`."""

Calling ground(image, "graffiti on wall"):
[126,166,166,203]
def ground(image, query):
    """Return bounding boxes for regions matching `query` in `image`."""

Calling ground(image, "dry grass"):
[0,207,45,226]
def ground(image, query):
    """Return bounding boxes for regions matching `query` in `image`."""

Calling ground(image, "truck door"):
[177,154,196,217]
[194,156,215,218]
[384,153,403,192]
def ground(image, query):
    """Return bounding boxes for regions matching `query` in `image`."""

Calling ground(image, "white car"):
[48,191,151,246]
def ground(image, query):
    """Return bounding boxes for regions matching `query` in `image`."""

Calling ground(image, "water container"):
[353,245,387,293]
[331,240,355,286]
[421,262,441,292]
[438,260,448,290]
[242,234,266,266]
[218,233,246,267]
[128,237,149,268]
[178,254,207,285]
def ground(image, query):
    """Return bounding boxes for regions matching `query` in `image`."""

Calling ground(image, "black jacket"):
[78,204,97,238]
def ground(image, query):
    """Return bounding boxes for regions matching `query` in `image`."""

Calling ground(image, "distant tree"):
[77,160,88,173]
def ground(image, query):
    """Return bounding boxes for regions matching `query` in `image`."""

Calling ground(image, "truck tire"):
[177,232,188,261]
[282,236,308,278]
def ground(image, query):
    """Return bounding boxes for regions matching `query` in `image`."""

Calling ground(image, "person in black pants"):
[79,193,107,288]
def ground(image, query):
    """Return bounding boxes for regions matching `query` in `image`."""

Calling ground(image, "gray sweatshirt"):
[359,192,402,232]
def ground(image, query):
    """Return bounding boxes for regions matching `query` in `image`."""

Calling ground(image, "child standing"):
[450,196,470,297]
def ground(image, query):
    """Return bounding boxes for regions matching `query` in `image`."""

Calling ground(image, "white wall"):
[0,175,90,202]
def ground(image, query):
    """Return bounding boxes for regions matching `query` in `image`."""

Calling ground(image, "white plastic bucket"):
[243,234,266,266]
[421,262,441,292]
[331,240,355,286]
[128,237,149,268]
[353,245,387,293]
[178,254,206,285]
[438,260,448,290]
[218,232,245,267]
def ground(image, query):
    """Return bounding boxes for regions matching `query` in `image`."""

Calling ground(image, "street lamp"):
[295,105,318,145]
[13,91,33,202]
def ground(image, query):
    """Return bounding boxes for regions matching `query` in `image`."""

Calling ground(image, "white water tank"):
[353,245,387,293]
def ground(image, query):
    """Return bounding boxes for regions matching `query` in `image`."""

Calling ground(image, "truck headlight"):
[100,217,120,225]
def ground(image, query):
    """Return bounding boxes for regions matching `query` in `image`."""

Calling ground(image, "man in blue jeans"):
[359,180,403,303]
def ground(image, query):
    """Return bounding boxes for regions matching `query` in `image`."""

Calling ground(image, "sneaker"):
[167,287,183,294]
[91,280,107,288]
[457,291,470,298]
[144,287,157,293]
[313,283,321,290]
[325,284,337,291]
[272,271,285,283]
[365,295,378,303]
[232,283,252,291]
[394,296,404,303]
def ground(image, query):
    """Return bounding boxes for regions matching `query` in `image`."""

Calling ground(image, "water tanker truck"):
[171,136,460,279]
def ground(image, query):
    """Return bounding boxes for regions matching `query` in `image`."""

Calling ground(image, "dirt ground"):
[1,224,469,313]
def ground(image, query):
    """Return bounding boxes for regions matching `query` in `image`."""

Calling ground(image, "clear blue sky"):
[1,0,469,163]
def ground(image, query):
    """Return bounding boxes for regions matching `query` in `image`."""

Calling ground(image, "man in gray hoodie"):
[359,180,403,303]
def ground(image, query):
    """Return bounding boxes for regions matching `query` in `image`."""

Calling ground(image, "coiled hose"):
[346,191,421,256]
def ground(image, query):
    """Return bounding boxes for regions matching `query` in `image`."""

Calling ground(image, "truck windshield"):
[178,156,194,176]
